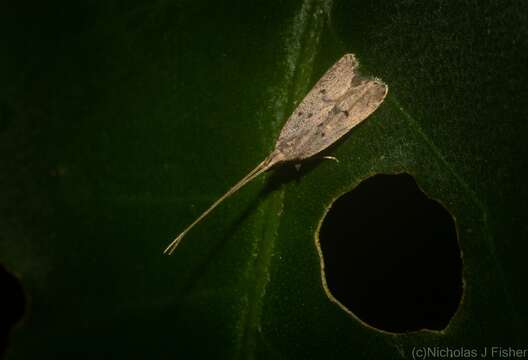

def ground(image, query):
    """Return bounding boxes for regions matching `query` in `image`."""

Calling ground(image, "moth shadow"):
[179,158,326,295]
[180,136,351,294]
[224,127,362,234]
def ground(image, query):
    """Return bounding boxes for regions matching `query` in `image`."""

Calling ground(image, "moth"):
[164,53,388,255]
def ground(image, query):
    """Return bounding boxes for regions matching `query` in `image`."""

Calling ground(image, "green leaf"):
[1,0,526,358]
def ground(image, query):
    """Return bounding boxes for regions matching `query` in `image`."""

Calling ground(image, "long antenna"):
[164,158,272,255]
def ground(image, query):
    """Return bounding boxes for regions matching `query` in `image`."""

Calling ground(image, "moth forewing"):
[311,53,360,103]
[277,54,360,140]
[272,56,388,161]
[164,53,388,254]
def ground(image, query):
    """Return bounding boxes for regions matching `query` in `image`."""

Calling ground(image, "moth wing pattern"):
[164,53,388,254]
[272,53,388,162]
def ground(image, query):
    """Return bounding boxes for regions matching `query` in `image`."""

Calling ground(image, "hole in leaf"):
[318,173,462,333]
[0,265,26,356]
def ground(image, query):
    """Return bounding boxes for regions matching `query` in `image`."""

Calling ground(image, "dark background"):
[1,0,527,358]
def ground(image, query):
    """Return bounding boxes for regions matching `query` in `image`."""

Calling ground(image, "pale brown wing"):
[165,54,388,254]
[271,53,387,162]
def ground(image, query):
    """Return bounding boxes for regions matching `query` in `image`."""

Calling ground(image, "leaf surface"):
[1,0,526,358]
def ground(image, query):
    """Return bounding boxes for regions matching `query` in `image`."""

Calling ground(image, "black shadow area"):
[0,265,26,358]
[319,173,462,333]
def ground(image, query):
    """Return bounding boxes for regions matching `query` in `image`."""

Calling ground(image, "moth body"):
[164,53,388,255]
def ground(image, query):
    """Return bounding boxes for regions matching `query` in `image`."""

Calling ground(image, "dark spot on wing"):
[350,75,365,87]
[321,132,325,137]
[298,111,303,116]
[320,89,326,94]
[343,110,349,117]
[307,113,313,118]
